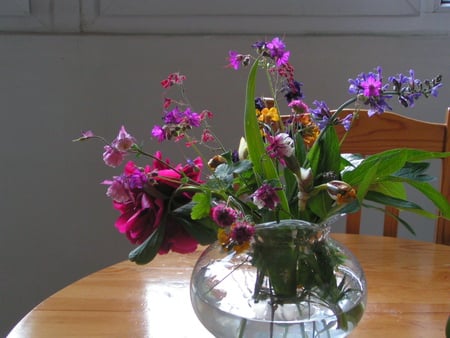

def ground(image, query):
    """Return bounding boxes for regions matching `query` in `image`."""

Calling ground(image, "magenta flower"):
[228,50,241,70]
[266,37,290,67]
[105,153,204,252]
[158,218,199,254]
[251,182,281,210]
[211,203,238,227]
[231,220,256,244]
[151,125,166,142]
[266,133,295,166]
[361,75,382,97]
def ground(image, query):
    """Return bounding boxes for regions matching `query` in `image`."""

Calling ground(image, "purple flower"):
[251,182,281,210]
[183,108,201,127]
[349,67,392,116]
[210,203,238,227]
[163,107,183,124]
[309,100,332,130]
[266,133,295,166]
[266,37,290,67]
[310,100,353,131]
[340,113,354,132]
[388,69,443,107]
[282,80,304,103]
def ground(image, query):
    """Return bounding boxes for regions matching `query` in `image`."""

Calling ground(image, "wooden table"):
[7,234,450,338]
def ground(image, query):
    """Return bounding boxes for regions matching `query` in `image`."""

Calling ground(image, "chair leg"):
[346,211,362,234]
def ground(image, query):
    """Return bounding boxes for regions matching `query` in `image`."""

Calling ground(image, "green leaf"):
[361,202,416,235]
[128,226,165,265]
[391,162,435,182]
[365,191,435,218]
[244,58,290,218]
[177,217,218,245]
[190,192,212,220]
[400,179,450,219]
[308,127,341,181]
[371,181,407,201]
[355,160,379,202]
[344,149,450,186]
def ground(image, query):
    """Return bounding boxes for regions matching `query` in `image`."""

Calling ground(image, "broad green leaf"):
[370,181,407,201]
[343,149,450,187]
[191,192,212,220]
[308,191,333,221]
[128,226,165,265]
[392,162,434,182]
[177,217,218,245]
[355,160,379,201]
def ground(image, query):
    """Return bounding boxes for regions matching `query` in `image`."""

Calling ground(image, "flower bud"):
[238,137,248,160]
[208,155,227,170]
[326,180,357,205]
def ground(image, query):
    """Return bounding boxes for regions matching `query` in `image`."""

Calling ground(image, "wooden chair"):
[335,108,450,245]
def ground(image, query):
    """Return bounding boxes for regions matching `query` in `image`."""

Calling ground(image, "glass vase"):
[190,219,367,338]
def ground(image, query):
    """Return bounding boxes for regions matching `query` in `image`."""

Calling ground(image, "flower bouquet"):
[76,37,449,337]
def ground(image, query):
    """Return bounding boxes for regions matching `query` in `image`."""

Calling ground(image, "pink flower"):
[201,129,215,143]
[288,100,309,114]
[163,97,172,109]
[112,126,136,152]
[266,133,295,166]
[103,145,124,167]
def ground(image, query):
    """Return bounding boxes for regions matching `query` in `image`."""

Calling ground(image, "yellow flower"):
[217,228,231,247]
[257,107,280,124]
[233,241,251,254]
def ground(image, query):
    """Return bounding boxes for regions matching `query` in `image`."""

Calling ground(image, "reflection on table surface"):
[7,234,450,338]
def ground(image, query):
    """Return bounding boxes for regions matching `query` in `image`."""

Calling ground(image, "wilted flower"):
[211,203,238,227]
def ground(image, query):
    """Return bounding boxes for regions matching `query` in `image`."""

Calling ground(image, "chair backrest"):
[335,108,450,244]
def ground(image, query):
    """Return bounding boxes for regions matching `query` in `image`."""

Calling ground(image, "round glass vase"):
[190,219,367,338]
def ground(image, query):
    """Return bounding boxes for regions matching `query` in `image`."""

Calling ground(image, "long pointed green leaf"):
[365,191,436,218]
[244,58,290,218]
[361,202,416,235]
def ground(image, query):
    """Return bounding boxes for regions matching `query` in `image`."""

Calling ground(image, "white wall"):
[1,33,449,336]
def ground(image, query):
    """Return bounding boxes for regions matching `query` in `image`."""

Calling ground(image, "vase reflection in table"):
[190,219,367,338]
